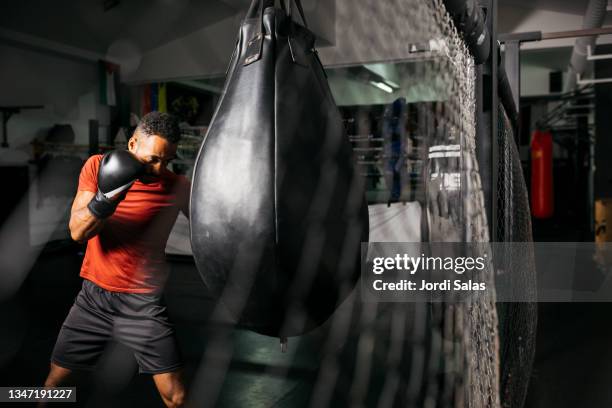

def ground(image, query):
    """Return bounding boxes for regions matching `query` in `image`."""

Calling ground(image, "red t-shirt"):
[77,154,190,293]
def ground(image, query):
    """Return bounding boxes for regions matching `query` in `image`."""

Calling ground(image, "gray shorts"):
[51,279,182,374]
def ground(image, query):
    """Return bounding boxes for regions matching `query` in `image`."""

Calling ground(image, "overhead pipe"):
[564,0,607,92]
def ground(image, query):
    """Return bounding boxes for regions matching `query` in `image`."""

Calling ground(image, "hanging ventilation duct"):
[564,0,607,92]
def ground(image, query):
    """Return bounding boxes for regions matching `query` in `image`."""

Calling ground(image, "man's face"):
[128,130,177,183]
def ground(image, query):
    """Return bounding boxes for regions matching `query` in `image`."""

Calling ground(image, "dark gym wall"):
[595,44,612,200]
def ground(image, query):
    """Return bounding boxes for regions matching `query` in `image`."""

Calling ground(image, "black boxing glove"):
[87,150,144,219]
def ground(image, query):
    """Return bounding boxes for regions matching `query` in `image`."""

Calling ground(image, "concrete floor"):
[0,238,429,408]
[3,236,612,407]
[0,200,429,407]
[0,243,327,408]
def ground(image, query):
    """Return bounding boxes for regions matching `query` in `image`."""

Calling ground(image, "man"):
[43,112,189,408]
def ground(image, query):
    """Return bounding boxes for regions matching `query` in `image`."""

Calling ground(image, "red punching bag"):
[531,129,553,218]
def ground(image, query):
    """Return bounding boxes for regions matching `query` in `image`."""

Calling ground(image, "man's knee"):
[154,371,186,408]
[44,363,73,387]
[169,389,185,408]
[159,386,185,408]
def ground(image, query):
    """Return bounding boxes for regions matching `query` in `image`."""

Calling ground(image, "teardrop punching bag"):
[530,129,553,218]
[190,0,369,337]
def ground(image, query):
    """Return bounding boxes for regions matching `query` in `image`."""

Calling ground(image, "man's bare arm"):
[69,191,105,243]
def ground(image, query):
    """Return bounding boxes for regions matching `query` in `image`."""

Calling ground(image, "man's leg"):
[152,370,186,408]
[38,363,74,408]
[46,279,113,406]
[113,289,185,407]
[50,281,113,369]
[43,362,73,387]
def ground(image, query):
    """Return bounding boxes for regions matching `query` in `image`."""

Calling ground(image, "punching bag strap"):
[244,0,272,66]
[288,0,308,29]
[279,0,288,14]
[282,0,308,28]
[245,0,260,20]
[283,0,313,67]
[244,0,309,66]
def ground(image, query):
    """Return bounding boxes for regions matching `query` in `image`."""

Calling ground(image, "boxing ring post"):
[442,0,501,240]
[478,0,499,242]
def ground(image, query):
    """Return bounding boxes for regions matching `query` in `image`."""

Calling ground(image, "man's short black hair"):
[137,111,181,144]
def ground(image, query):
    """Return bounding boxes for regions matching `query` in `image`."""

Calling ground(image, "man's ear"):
[128,136,137,152]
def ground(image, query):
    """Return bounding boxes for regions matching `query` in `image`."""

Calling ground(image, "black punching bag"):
[190,0,369,337]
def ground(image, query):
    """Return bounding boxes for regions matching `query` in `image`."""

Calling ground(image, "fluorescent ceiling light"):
[370,81,393,93]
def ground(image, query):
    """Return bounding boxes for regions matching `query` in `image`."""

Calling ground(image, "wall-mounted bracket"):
[587,45,612,61]
[577,73,612,85]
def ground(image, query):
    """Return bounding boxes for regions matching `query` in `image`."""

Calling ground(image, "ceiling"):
[1,0,609,84]
[498,0,592,15]
[0,0,240,54]
[1,0,599,59]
